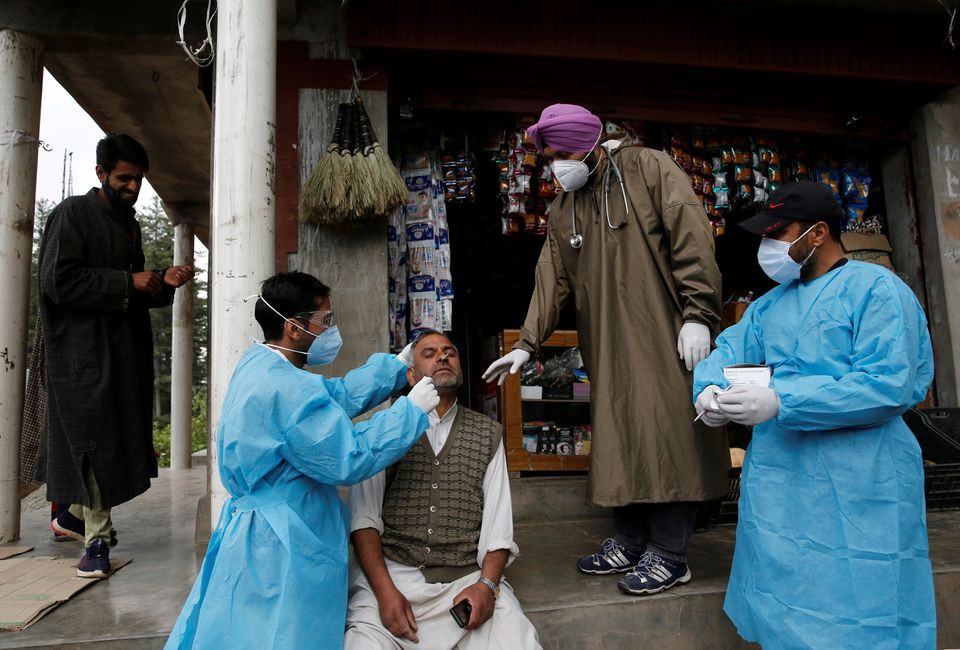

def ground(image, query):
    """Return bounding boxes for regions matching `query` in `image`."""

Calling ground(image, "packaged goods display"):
[388,153,456,350]
[440,153,477,203]
[522,422,592,456]
[496,128,558,235]
[661,128,884,240]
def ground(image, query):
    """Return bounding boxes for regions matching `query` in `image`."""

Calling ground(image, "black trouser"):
[613,501,699,562]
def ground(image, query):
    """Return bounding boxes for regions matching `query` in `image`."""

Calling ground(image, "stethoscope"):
[569,149,630,249]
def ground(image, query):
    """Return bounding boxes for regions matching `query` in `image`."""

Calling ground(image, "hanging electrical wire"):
[938,0,957,49]
[176,0,217,67]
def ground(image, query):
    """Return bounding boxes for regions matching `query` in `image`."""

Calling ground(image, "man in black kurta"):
[38,134,194,577]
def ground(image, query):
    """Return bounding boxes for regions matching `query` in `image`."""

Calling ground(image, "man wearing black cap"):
[692,181,937,648]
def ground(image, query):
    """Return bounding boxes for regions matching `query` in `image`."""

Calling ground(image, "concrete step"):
[507,513,960,649]
[5,470,958,649]
[510,475,609,524]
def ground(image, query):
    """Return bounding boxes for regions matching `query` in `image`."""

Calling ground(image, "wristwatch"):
[477,576,500,600]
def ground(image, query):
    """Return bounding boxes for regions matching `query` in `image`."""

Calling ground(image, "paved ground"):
[0,468,957,649]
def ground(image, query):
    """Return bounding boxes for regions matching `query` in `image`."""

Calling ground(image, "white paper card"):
[723,364,771,387]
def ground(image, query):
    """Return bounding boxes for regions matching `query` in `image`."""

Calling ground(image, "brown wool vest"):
[380,406,502,568]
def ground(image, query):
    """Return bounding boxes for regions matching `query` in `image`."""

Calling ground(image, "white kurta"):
[345,403,541,650]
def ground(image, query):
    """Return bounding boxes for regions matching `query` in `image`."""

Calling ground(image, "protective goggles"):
[295,309,336,328]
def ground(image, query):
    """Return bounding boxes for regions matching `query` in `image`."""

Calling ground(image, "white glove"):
[716,385,780,426]
[396,342,414,368]
[677,322,711,372]
[482,349,531,386]
[407,376,440,414]
[695,385,730,428]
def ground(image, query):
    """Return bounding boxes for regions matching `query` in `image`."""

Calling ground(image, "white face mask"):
[757,223,818,284]
[550,136,602,192]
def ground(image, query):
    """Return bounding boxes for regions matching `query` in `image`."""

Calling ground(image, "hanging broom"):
[299,102,348,224]
[349,97,378,219]
[354,95,408,216]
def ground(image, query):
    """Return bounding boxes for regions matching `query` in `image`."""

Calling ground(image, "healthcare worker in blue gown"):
[165,272,439,649]
[694,182,936,649]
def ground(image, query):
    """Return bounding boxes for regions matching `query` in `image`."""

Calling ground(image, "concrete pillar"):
[882,146,928,309]
[208,0,277,526]
[171,223,195,470]
[910,86,960,407]
[0,30,43,543]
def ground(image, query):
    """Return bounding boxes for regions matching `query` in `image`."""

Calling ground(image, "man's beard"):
[102,180,137,209]
[418,368,462,391]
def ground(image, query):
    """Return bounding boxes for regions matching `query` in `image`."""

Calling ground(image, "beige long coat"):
[515,145,729,506]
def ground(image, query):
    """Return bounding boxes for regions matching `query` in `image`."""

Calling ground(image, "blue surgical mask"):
[304,325,342,366]
[247,294,341,366]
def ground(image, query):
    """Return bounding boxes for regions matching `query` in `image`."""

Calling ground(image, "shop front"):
[314,1,960,479]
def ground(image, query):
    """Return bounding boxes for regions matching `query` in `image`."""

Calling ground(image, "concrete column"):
[910,86,960,407]
[208,0,277,526]
[0,30,43,543]
[171,223,195,470]
[882,146,928,309]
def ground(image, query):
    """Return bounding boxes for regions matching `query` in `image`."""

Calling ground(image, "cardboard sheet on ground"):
[0,547,33,561]
[0,555,131,631]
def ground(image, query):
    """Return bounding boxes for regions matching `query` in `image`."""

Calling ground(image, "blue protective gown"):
[165,345,429,650]
[694,261,936,650]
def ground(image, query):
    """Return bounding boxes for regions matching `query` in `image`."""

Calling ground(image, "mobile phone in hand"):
[449,600,472,628]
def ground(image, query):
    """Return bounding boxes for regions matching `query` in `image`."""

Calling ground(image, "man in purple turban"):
[485,104,727,597]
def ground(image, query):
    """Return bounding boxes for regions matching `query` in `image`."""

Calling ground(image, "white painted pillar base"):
[0,30,43,543]
[208,0,278,526]
[171,223,195,470]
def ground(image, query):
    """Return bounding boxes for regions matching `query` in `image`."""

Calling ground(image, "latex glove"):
[396,342,414,368]
[482,349,531,386]
[716,385,780,426]
[677,322,711,372]
[694,385,730,428]
[407,376,440,414]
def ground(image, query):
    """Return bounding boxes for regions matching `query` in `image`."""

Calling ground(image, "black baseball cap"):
[740,181,844,236]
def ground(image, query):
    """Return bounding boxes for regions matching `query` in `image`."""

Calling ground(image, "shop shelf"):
[699,458,960,529]
[521,398,590,403]
[925,463,960,510]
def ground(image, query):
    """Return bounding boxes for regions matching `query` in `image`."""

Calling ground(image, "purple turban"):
[525,104,603,153]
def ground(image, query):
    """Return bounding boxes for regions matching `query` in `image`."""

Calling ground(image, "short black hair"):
[96,133,149,173]
[797,219,842,243]
[255,272,331,341]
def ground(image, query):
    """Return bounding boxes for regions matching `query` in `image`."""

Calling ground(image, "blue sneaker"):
[617,550,691,595]
[577,538,644,575]
[77,538,111,579]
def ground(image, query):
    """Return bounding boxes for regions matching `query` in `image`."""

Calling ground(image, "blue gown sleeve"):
[280,388,428,486]
[775,275,933,432]
[320,353,409,419]
[693,301,766,401]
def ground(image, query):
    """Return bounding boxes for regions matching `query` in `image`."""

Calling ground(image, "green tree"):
[137,196,210,460]
[137,195,210,395]
[26,198,55,359]
[137,196,175,418]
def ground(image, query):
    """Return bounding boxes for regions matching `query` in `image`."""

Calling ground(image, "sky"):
[36,69,208,266]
